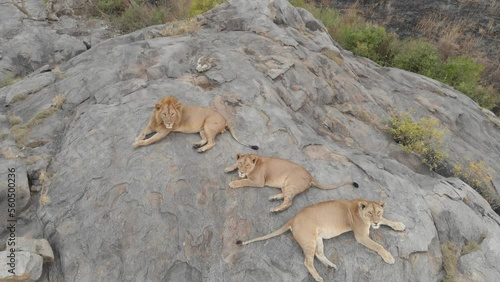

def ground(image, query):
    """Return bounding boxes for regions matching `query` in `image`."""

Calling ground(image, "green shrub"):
[97,0,128,15]
[338,25,397,65]
[388,111,447,171]
[188,0,225,17]
[393,40,441,77]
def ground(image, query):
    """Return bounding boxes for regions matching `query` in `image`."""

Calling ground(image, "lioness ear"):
[236,153,242,159]
[359,201,367,210]
[379,201,385,208]
[250,156,257,164]
[155,103,161,110]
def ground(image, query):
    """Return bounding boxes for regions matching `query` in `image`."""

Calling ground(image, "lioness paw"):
[393,222,406,231]
[132,141,141,148]
[228,181,238,188]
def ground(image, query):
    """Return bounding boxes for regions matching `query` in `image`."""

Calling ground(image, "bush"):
[338,25,397,65]
[188,0,226,17]
[452,160,499,210]
[393,40,441,78]
[388,111,447,171]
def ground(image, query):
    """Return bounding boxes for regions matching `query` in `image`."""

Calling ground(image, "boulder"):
[0,0,499,281]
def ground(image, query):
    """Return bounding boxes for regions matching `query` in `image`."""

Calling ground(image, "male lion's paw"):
[382,252,395,264]
[132,141,141,148]
[224,166,233,173]
[393,222,406,231]
[228,181,238,188]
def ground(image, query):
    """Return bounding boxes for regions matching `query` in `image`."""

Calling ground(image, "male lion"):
[237,199,406,282]
[225,153,358,212]
[133,96,258,152]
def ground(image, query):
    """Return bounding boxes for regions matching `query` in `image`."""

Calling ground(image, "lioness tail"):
[227,124,259,150]
[238,221,291,246]
[312,176,359,190]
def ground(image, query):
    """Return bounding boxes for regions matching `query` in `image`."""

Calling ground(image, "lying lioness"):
[225,153,358,212]
[238,199,406,282]
[133,96,258,152]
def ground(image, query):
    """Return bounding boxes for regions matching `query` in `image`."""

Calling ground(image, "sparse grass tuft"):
[52,94,66,109]
[8,115,23,125]
[10,106,60,147]
[441,242,459,282]
[461,241,480,255]
[321,49,344,65]
[40,194,51,205]
[0,72,22,88]
[160,19,199,37]
[10,93,28,103]
[52,65,66,79]
[388,111,447,171]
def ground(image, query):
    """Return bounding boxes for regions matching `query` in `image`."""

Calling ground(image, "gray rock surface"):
[0,251,43,281]
[14,237,54,262]
[0,0,499,281]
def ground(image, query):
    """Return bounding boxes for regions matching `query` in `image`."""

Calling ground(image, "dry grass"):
[160,19,199,37]
[53,94,65,109]
[0,147,18,159]
[441,242,459,282]
[321,49,344,65]
[10,93,28,103]
[417,14,477,58]
[51,65,66,79]
[489,0,500,14]
[8,115,23,125]
[10,106,60,147]
[0,130,9,141]
[461,241,480,255]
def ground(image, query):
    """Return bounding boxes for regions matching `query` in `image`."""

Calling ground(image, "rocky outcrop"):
[1,0,500,281]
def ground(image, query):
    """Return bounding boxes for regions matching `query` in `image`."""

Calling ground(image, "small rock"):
[0,251,43,281]
[14,237,54,262]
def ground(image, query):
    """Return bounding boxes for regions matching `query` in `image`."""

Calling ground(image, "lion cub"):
[225,153,358,212]
[238,199,406,282]
[133,96,258,152]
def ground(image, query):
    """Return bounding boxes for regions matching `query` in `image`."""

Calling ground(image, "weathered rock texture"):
[1,0,500,281]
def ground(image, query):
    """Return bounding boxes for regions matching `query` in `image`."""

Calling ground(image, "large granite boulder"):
[0,0,499,281]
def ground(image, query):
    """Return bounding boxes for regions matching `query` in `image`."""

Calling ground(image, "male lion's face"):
[155,100,181,129]
[235,153,258,178]
[358,201,385,229]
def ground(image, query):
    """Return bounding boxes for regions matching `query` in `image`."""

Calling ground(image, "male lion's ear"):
[236,153,242,159]
[359,201,367,210]
[155,103,161,110]
[379,201,385,208]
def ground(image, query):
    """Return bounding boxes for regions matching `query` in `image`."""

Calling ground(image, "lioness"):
[133,96,258,152]
[237,199,406,282]
[225,153,358,212]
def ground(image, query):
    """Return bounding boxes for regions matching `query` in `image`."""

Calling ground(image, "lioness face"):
[359,201,385,229]
[236,154,257,178]
[156,101,181,129]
